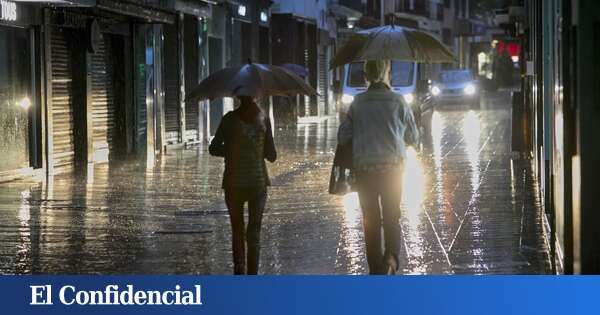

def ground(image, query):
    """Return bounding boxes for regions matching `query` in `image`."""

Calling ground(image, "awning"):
[96,0,176,24]
[15,0,95,6]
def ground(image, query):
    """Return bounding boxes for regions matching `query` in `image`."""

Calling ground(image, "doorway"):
[110,33,133,158]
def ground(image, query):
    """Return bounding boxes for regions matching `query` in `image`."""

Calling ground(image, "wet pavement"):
[0,91,552,274]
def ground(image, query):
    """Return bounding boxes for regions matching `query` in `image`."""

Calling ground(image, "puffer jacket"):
[209,109,277,190]
[337,82,419,170]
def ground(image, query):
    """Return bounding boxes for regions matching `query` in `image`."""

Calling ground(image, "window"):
[439,70,473,83]
[347,62,366,87]
[390,61,414,86]
[0,25,32,171]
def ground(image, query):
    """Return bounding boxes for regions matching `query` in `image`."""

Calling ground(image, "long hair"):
[237,96,266,131]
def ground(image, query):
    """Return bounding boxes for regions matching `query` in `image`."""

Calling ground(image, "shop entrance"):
[0,25,34,172]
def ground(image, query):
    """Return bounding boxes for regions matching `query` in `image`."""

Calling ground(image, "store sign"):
[237,5,246,17]
[0,0,16,22]
[260,11,268,23]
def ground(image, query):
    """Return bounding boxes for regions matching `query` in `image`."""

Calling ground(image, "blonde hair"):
[364,60,390,84]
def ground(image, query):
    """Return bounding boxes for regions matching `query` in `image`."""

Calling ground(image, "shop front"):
[42,1,176,175]
[0,1,42,181]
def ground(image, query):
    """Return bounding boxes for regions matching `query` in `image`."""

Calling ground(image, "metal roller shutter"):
[163,23,180,143]
[135,60,147,152]
[50,28,75,172]
[184,16,199,139]
[91,34,115,161]
[318,49,328,116]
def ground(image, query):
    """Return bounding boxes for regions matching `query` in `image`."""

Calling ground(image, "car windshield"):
[390,61,414,86]
[347,61,414,87]
[439,71,472,83]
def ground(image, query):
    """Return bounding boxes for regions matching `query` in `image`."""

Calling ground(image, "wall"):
[272,0,329,30]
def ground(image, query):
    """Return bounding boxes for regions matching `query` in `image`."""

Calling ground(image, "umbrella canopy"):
[330,25,455,68]
[185,63,317,101]
[281,63,310,77]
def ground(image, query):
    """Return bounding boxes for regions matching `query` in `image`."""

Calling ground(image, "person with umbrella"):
[338,60,419,275]
[209,94,275,275]
[333,24,453,275]
[187,61,316,275]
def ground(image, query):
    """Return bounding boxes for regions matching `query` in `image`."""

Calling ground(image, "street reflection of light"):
[402,147,425,217]
[401,147,426,274]
[17,189,31,273]
[317,122,326,152]
[431,111,444,168]
[461,111,484,272]
[303,124,310,154]
[431,110,446,210]
[339,192,363,274]
[18,190,31,223]
[343,192,360,214]
[463,111,481,190]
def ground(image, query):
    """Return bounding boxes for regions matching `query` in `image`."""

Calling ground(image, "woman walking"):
[209,96,277,275]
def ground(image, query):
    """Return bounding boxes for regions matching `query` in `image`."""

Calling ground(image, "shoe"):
[385,255,398,275]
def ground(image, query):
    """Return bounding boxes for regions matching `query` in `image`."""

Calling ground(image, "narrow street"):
[0,91,551,275]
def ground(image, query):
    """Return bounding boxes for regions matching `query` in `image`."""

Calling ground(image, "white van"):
[337,60,434,133]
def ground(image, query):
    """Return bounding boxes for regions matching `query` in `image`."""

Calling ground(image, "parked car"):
[431,69,481,109]
[337,60,433,134]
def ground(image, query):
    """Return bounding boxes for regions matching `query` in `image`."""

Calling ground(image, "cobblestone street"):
[0,92,552,275]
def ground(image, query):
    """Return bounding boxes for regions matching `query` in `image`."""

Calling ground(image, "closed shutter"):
[135,63,147,152]
[318,50,328,115]
[164,23,180,143]
[184,16,199,139]
[91,34,115,161]
[51,28,75,172]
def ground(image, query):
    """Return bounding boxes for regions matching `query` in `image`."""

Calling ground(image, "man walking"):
[338,60,419,274]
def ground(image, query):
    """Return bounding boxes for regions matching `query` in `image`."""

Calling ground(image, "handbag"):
[328,165,354,195]
[328,144,354,195]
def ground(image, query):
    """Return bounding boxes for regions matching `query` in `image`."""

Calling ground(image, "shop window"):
[0,25,31,172]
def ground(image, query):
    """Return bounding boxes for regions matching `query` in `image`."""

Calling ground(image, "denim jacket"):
[337,82,419,171]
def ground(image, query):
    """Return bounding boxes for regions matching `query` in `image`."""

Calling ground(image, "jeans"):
[224,187,267,275]
[355,169,403,274]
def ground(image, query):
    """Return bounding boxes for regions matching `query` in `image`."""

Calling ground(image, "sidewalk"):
[0,93,551,274]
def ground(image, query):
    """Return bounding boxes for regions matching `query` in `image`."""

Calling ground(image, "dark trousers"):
[224,187,267,275]
[356,169,403,274]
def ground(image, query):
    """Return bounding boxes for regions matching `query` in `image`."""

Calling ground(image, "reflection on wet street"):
[0,91,551,274]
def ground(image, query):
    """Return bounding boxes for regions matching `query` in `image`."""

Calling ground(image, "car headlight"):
[341,94,354,105]
[403,93,414,105]
[464,84,476,95]
[431,86,441,96]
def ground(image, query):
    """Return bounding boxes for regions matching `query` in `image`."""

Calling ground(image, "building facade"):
[270,0,336,125]
[0,0,273,182]
[521,0,600,274]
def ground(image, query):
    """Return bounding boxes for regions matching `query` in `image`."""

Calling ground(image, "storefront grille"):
[50,28,75,172]
[91,33,116,160]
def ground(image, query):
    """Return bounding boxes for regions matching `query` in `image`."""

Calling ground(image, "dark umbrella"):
[281,63,310,78]
[185,62,317,101]
[330,25,455,68]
